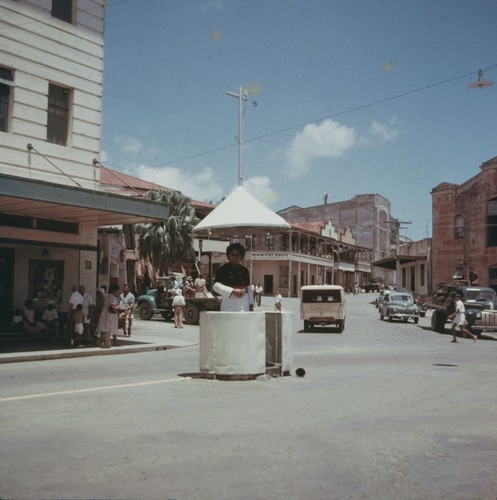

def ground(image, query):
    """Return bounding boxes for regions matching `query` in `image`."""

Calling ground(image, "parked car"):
[379,291,420,323]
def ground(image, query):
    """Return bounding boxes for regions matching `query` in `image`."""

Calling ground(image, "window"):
[47,84,70,145]
[487,199,497,247]
[0,67,14,132]
[454,214,464,238]
[420,264,425,287]
[52,0,73,23]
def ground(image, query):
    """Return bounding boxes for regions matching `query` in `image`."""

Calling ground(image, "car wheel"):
[184,303,200,325]
[337,320,344,333]
[414,317,419,324]
[304,320,310,332]
[380,312,384,320]
[138,302,153,320]
[388,312,393,322]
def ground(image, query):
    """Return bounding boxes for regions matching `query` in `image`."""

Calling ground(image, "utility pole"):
[226,87,247,186]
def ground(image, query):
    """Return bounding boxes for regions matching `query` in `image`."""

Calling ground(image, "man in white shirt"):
[448,293,477,343]
[67,285,83,340]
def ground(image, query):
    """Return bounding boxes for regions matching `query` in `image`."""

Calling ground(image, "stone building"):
[431,156,497,291]
[278,194,392,263]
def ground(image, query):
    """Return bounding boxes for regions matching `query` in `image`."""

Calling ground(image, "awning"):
[0,173,167,225]
[371,255,427,270]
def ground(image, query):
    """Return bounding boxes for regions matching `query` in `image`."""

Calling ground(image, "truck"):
[363,280,382,293]
[424,282,497,335]
[135,274,220,325]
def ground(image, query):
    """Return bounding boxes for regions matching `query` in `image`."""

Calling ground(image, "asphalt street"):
[1,294,496,500]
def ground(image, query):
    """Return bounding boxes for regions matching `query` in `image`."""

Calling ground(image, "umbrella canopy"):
[193,186,291,238]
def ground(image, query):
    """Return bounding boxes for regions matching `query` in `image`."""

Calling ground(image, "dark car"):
[379,291,420,323]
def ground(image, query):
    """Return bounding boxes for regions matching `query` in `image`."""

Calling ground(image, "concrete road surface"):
[1,293,496,500]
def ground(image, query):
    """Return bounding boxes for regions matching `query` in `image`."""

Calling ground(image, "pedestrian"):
[213,242,254,312]
[67,285,83,339]
[119,283,135,336]
[97,284,120,348]
[275,291,282,311]
[448,293,477,343]
[72,303,84,347]
[79,285,93,343]
[255,283,263,306]
[194,274,207,298]
[92,287,106,346]
[468,267,479,286]
[172,289,186,328]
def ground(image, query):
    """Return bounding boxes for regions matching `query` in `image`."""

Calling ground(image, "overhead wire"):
[154,64,497,167]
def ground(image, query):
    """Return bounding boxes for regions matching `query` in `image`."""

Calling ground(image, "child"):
[10,308,24,331]
[73,303,85,347]
[42,302,59,336]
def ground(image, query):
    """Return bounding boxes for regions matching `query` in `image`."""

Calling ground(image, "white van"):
[300,285,346,332]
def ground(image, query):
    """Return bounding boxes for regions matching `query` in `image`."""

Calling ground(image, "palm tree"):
[135,190,199,276]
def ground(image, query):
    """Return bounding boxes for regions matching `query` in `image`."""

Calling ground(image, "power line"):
[156,64,497,167]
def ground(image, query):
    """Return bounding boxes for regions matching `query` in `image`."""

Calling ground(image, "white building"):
[0,1,165,324]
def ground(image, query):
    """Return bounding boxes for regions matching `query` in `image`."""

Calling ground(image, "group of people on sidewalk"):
[13,283,136,349]
[68,283,135,349]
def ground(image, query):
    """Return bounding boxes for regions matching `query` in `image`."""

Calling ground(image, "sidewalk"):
[0,304,278,364]
[0,318,199,364]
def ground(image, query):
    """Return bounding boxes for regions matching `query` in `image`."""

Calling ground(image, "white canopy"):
[193,185,291,237]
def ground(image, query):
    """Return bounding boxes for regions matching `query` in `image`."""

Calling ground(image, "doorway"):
[264,275,274,295]
[0,248,14,324]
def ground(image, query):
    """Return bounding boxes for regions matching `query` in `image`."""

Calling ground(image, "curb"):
[0,343,198,364]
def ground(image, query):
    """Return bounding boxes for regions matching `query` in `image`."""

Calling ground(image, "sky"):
[101,0,497,241]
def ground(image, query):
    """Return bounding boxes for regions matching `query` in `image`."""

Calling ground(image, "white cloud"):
[133,164,224,203]
[116,136,144,155]
[369,120,399,141]
[285,119,357,178]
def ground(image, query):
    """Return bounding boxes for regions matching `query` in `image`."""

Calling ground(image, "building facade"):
[431,156,497,291]
[0,1,165,324]
[278,194,392,263]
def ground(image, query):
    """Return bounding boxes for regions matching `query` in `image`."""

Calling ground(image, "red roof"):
[99,166,215,214]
